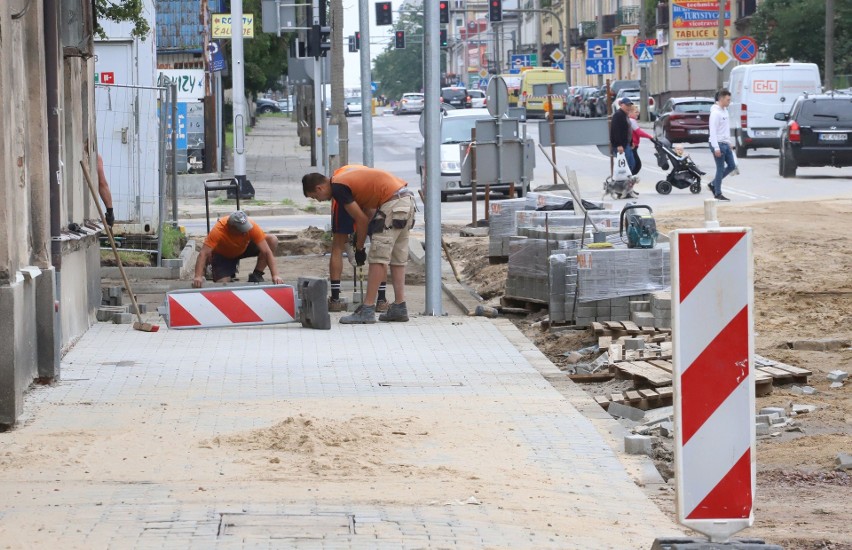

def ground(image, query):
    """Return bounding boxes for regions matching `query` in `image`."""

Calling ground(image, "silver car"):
[397,93,424,115]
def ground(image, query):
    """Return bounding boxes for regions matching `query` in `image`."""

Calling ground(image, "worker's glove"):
[355,248,367,267]
[344,241,356,267]
[105,208,115,227]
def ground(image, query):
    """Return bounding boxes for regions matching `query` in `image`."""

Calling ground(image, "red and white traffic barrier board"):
[671,228,755,542]
[162,285,297,329]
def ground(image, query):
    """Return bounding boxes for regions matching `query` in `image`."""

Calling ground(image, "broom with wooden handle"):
[80,159,159,333]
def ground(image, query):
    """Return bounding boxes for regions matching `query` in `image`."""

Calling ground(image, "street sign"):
[586,38,613,59]
[732,36,758,63]
[370,81,378,93]
[207,41,227,72]
[551,61,564,70]
[479,68,489,79]
[621,29,639,37]
[550,48,564,64]
[585,58,614,75]
[211,13,255,39]
[711,47,733,70]
[633,41,654,63]
[670,58,683,68]
[486,75,509,118]
[511,54,533,70]
[614,45,627,56]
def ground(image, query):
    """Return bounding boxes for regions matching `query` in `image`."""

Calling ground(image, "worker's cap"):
[228,211,253,233]
[619,97,634,106]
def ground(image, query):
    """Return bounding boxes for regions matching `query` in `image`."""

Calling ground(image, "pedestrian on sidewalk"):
[327,164,389,313]
[628,105,653,176]
[708,89,737,201]
[192,211,283,287]
[610,97,636,174]
[302,166,415,324]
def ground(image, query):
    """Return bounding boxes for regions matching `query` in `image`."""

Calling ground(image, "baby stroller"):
[651,138,705,195]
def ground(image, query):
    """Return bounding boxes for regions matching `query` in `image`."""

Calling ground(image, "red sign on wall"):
[99,72,115,85]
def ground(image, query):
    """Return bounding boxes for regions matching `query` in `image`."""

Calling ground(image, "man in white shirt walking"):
[708,89,737,201]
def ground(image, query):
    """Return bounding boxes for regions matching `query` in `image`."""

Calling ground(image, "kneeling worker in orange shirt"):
[192,211,283,287]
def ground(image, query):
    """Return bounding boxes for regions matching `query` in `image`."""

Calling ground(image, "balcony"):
[579,21,597,39]
[617,6,640,27]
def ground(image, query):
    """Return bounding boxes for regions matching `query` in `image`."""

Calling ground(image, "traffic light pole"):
[231,0,248,191]
[358,0,374,167]
[424,0,441,316]
[312,0,324,169]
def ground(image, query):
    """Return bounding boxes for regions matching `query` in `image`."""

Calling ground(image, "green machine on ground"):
[619,205,657,249]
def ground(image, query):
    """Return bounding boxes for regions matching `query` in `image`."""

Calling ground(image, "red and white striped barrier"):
[672,228,755,542]
[163,285,297,329]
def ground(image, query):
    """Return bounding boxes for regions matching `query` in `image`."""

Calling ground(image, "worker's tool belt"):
[386,187,414,201]
[368,210,387,235]
[369,189,415,235]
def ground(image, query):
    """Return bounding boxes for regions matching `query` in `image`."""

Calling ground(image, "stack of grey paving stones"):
[649,291,672,328]
[488,198,527,258]
[98,285,143,324]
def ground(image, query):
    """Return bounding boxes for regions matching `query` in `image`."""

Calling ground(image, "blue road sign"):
[732,36,758,63]
[370,82,378,93]
[585,58,614,75]
[208,41,226,72]
[551,60,564,70]
[586,39,613,59]
[636,43,654,64]
[511,54,532,69]
[670,58,682,68]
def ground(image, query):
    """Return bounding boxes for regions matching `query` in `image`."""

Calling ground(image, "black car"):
[776,93,852,178]
[255,97,281,114]
[441,86,470,108]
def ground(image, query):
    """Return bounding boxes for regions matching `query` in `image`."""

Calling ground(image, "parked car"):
[654,97,714,143]
[468,89,487,108]
[440,86,469,108]
[415,109,529,201]
[609,79,640,98]
[728,62,822,157]
[776,93,852,178]
[396,92,425,114]
[344,96,362,117]
[569,86,596,116]
[582,89,604,118]
[612,88,657,119]
[277,95,294,113]
[255,97,281,114]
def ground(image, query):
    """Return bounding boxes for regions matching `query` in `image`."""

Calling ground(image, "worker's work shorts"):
[211,241,260,280]
[331,198,355,235]
[367,194,415,266]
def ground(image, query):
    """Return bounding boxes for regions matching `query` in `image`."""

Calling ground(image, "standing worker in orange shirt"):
[302,166,415,324]
[192,211,282,287]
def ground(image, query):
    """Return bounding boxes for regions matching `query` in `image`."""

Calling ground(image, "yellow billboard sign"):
[211,13,255,39]
[673,27,731,40]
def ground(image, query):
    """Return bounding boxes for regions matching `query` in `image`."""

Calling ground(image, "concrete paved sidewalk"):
[0,315,683,548]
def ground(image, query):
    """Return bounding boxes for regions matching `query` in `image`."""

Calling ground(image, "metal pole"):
[547,84,557,186]
[564,0,571,87]
[639,0,649,122]
[215,72,223,171]
[716,0,725,89]
[825,0,835,90]
[157,88,167,267]
[170,84,178,220]
[312,0,324,169]
[231,0,248,193]
[596,0,603,86]
[424,0,442,315]
[322,60,329,170]
[358,0,374,166]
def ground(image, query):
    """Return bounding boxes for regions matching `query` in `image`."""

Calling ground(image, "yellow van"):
[518,68,566,118]
[496,74,523,107]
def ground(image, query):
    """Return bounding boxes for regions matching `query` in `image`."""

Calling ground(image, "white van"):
[728,63,821,157]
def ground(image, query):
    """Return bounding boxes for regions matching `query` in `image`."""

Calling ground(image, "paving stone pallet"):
[595,386,674,411]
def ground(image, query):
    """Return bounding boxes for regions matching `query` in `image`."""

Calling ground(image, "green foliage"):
[160,224,187,260]
[100,250,152,267]
[751,0,852,76]
[372,9,427,101]
[221,0,290,97]
[94,0,150,39]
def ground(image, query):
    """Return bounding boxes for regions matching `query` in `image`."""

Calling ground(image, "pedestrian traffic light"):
[439,0,449,24]
[439,28,447,48]
[348,35,357,52]
[488,0,502,22]
[376,1,393,25]
[395,30,405,49]
[355,31,361,49]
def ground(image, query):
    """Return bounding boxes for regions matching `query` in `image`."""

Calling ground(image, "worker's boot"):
[328,297,348,312]
[247,270,265,283]
[379,302,409,322]
[339,304,376,324]
[375,298,389,313]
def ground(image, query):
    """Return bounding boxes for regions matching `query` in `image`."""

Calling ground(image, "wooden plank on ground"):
[598,336,612,349]
[610,392,625,403]
[759,366,795,380]
[656,386,674,398]
[638,388,658,399]
[754,369,773,382]
[594,396,610,408]
[612,361,672,387]
[647,359,673,373]
[625,390,642,402]
[758,359,812,376]
[568,373,615,382]
[604,321,625,330]
[622,321,641,333]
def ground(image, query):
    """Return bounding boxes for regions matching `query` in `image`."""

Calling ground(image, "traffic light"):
[395,30,405,49]
[348,35,357,52]
[439,0,449,24]
[439,28,447,48]
[488,0,502,22]
[376,1,393,25]
[307,24,331,58]
[355,31,361,50]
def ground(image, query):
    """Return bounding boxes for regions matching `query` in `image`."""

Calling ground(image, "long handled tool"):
[81,159,159,333]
